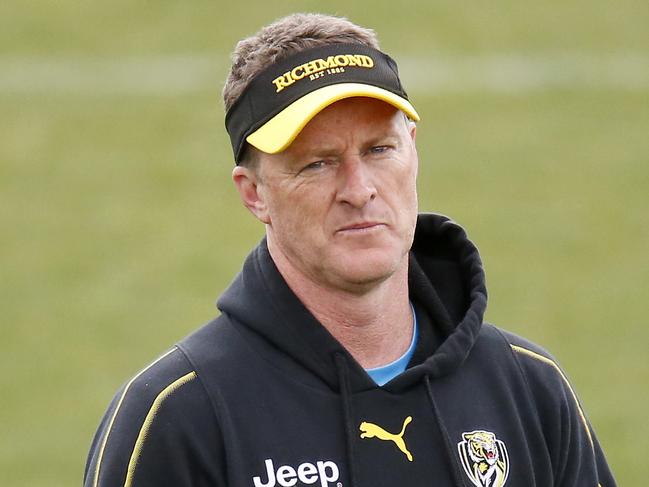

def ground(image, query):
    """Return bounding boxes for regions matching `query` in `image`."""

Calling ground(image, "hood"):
[217,213,487,394]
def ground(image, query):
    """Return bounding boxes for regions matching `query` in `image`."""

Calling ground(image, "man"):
[84,13,616,487]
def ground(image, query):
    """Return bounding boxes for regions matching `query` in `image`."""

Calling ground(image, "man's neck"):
[268,241,413,369]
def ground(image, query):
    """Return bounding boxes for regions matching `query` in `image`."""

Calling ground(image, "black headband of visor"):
[224,43,410,163]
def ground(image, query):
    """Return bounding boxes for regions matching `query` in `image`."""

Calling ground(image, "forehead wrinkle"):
[295,119,404,159]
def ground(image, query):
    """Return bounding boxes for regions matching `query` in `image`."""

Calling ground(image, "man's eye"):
[301,160,326,171]
[369,145,390,154]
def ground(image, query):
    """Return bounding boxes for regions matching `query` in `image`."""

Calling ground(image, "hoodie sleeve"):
[506,334,617,487]
[83,348,226,487]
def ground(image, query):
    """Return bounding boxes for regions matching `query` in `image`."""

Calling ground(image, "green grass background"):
[1,1,647,485]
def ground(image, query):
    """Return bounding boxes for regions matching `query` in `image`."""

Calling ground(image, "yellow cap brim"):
[246,83,420,154]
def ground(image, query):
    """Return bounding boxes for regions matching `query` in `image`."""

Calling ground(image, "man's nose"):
[335,157,377,208]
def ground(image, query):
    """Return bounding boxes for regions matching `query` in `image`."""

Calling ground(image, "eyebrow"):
[300,131,403,158]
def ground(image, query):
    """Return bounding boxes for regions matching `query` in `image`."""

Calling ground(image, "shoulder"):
[475,324,577,396]
[85,344,224,486]
[477,330,617,485]
[489,325,572,393]
[477,324,596,447]
[476,323,566,377]
[107,346,206,424]
[471,324,588,426]
[97,346,206,435]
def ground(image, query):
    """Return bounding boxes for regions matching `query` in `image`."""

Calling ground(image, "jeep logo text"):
[253,458,340,487]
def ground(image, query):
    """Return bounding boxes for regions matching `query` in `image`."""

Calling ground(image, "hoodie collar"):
[217,213,487,393]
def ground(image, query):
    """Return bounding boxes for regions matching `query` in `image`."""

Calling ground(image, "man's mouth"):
[337,222,385,233]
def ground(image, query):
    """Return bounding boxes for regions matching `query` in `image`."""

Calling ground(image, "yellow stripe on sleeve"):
[510,344,594,451]
[92,347,177,487]
[123,371,197,487]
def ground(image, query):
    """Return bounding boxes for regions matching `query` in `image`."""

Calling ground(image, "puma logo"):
[359,416,413,461]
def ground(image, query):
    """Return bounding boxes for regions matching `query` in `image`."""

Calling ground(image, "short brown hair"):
[222,13,379,112]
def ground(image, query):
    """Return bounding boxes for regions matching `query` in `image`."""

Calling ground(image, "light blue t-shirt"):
[365,304,418,386]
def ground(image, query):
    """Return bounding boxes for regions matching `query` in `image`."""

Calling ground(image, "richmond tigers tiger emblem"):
[457,430,510,487]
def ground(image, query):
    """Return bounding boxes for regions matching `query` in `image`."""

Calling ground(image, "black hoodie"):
[84,213,616,487]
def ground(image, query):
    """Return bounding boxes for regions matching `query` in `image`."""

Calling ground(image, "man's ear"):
[408,121,417,142]
[232,166,271,224]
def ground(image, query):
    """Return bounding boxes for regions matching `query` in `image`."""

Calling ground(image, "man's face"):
[240,97,418,293]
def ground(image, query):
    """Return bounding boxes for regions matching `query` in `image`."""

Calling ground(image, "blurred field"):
[1,1,647,485]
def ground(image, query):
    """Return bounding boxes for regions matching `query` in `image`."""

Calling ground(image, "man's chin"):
[326,251,406,292]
